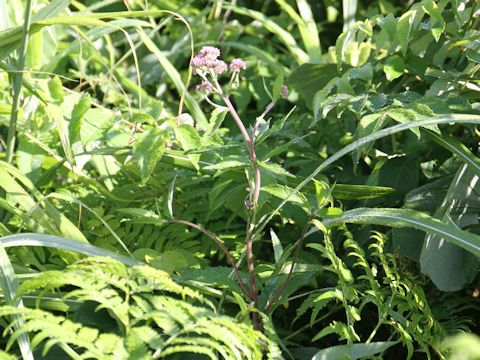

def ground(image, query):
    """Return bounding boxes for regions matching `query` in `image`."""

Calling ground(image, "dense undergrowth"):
[1,0,480,359]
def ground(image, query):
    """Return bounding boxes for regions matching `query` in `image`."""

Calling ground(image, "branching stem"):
[264,210,317,314]
[165,219,253,301]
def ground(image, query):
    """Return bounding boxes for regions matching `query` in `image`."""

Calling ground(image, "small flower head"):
[191,55,206,67]
[213,60,228,74]
[230,58,247,72]
[280,84,288,99]
[198,46,221,61]
[196,81,214,93]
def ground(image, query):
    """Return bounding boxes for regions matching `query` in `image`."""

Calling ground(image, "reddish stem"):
[165,219,253,301]
[264,211,317,314]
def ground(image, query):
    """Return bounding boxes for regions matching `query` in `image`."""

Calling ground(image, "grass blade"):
[319,207,480,257]
[312,341,397,360]
[275,0,321,62]
[343,0,357,32]
[224,4,308,65]
[5,0,32,164]
[0,242,33,360]
[425,130,480,176]
[138,29,207,127]
[0,233,141,266]
[254,114,480,240]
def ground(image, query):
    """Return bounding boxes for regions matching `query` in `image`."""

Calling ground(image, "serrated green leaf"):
[203,107,228,139]
[133,128,167,185]
[175,125,201,170]
[384,55,405,80]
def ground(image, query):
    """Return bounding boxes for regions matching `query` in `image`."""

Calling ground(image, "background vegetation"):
[0,0,480,358]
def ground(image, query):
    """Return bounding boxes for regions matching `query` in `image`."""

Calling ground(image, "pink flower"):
[198,46,221,61]
[213,60,228,74]
[230,58,247,72]
[280,84,288,99]
[195,81,214,93]
[191,55,206,67]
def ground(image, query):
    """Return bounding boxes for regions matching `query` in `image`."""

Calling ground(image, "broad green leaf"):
[148,249,200,274]
[133,128,167,185]
[69,93,90,155]
[47,76,64,104]
[311,341,397,360]
[422,0,445,41]
[319,207,480,257]
[344,41,371,68]
[336,30,354,71]
[392,227,424,261]
[262,184,310,213]
[175,125,201,170]
[383,55,405,80]
[314,180,330,208]
[367,157,419,193]
[203,155,247,170]
[396,10,416,56]
[352,113,385,168]
[387,108,420,137]
[259,161,294,177]
[381,13,397,40]
[16,133,45,182]
[420,163,480,291]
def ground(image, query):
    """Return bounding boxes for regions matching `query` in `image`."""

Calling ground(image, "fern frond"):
[4,257,272,359]
[0,306,127,359]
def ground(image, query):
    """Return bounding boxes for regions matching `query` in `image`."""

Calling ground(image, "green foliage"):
[0,0,480,358]
[1,257,271,359]
[297,228,442,358]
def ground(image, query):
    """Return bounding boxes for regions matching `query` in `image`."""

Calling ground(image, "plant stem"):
[214,79,263,328]
[264,210,317,314]
[165,219,253,301]
[215,79,261,206]
[6,0,33,164]
[246,231,260,329]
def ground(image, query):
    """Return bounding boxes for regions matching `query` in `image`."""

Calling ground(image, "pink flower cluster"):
[191,46,228,75]
[195,81,214,93]
[230,58,247,72]
[191,46,247,77]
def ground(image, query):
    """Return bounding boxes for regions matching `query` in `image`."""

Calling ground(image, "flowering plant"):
[168,46,290,329]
